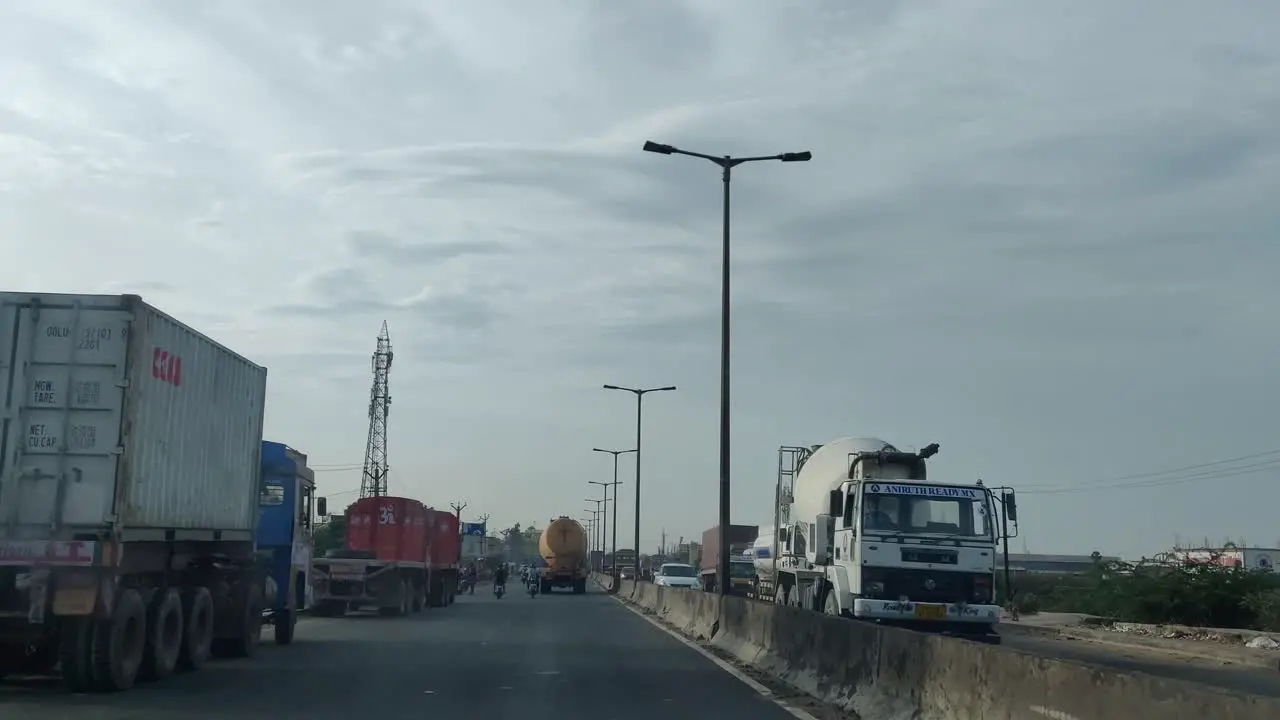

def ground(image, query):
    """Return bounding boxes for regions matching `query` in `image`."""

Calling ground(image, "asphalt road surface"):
[1,583,799,720]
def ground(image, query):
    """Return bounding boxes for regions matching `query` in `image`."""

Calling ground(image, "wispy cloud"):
[0,0,1277,556]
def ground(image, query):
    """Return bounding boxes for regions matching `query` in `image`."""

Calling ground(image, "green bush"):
[1001,555,1280,631]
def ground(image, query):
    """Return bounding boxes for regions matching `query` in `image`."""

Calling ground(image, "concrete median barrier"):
[617,582,1280,720]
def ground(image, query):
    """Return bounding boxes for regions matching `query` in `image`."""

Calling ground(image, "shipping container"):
[0,292,267,542]
[700,524,759,573]
[0,293,271,693]
[345,496,429,565]
[425,508,460,567]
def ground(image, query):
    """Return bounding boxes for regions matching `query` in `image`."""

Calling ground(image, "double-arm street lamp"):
[592,448,635,580]
[601,385,676,580]
[641,140,812,596]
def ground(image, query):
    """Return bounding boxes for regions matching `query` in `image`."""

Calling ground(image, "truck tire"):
[58,616,96,692]
[540,580,551,595]
[572,578,586,595]
[178,586,214,671]
[217,580,262,658]
[411,582,425,613]
[273,609,295,645]
[91,587,146,692]
[140,588,184,681]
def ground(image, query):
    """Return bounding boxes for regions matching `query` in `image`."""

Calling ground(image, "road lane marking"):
[607,596,820,720]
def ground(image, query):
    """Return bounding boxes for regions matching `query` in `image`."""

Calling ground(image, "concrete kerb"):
[619,583,1280,720]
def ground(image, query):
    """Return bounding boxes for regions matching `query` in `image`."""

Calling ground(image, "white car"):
[653,563,701,589]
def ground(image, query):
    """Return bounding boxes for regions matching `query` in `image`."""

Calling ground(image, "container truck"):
[310,496,429,616]
[538,516,588,594]
[256,441,316,645]
[0,293,269,691]
[761,437,1011,644]
[698,524,758,594]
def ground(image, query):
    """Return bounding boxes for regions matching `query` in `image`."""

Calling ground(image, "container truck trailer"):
[256,441,316,645]
[538,517,588,594]
[699,524,757,594]
[762,438,1012,644]
[310,496,460,614]
[0,293,269,691]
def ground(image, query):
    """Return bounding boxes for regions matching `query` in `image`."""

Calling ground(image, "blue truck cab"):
[257,441,316,645]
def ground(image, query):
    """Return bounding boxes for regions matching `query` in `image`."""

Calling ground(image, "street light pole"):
[585,498,605,567]
[592,448,635,580]
[642,140,812,596]
[589,480,612,572]
[602,385,676,580]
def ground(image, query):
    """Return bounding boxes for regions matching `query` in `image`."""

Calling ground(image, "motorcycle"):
[494,582,505,599]
[527,580,538,598]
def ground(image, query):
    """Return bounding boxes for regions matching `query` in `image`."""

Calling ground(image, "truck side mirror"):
[778,526,789,544]
[316,497,328,518]
[828,489,844,517]
[1003,492,1017,522]
[813,516,834,566]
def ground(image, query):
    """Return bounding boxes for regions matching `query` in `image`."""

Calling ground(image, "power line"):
[1019,449,1280,495]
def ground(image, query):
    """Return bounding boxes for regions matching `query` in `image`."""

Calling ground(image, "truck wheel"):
[411,583,425,613]
[178,587,214,670]
[140,588,184,681]
[540,580,551,595]
[274,609,295,645]
[58,616,96,692]
[91,587,146,692]
[219,580,263,658]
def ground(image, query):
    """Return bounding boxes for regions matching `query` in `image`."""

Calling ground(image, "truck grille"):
[877,568,975,604]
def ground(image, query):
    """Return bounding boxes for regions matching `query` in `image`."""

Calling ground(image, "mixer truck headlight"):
[972,577,993,604]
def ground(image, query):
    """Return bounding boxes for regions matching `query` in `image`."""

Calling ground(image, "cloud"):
[0,0,1277,558]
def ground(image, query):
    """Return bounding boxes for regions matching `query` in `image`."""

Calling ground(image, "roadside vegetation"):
[999,553,1280,632]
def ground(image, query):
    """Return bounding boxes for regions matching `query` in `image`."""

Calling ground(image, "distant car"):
[620,567,636,580]
[653,563,700,589]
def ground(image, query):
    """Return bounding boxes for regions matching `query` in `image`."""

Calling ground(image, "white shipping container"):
[0,293,267,543]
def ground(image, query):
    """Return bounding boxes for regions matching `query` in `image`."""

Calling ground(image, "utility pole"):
[477,512,490,555]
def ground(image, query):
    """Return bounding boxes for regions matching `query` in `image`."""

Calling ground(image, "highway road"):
[1,583,802,720]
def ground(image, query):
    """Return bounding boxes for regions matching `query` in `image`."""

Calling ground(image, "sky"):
[1,0,1278,560]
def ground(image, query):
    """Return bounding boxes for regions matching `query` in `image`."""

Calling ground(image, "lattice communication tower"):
[360,321,393,498]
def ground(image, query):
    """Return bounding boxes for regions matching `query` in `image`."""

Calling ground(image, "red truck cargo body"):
[700,524,759,574]
[425,508,460,567]
[345,496,429,564]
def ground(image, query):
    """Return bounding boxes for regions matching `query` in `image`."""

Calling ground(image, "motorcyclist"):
[493,563,508,594]
[465,563,477,594]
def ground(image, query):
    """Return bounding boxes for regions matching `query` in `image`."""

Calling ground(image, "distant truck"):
[699,524,758,595]
[538,516,588,594]
[256,441,317,645]
[612,548,638,578]
[762,438,1012,644]
[0,293,270,691]
[311,496,460,615]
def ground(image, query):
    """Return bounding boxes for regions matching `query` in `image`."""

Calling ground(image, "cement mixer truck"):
[538,517,588,594]
[764,438,1011,645]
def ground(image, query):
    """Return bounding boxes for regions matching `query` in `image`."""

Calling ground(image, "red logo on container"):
[152,348,183,387]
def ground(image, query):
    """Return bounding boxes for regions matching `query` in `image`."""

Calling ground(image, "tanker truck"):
[538,517,588,595]
[764,438,1011,645]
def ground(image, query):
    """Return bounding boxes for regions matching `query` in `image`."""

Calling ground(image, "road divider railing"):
[611,580,1280,720]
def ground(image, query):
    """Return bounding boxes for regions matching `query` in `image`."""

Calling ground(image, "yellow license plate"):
[914,603,947,620]
[53,586,98,616]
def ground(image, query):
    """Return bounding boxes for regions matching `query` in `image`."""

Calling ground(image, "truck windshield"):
[729,562,755,578]
[860,484,992,539]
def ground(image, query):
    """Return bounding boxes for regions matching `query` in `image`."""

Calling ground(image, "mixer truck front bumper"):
[852,598,1001,642]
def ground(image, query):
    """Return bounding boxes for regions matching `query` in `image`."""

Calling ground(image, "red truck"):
[700,524,759,594]
[311,496,459,615]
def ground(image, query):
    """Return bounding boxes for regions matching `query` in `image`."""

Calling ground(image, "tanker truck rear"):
[539,517,588,594]
[0,293,269,691]
[768,438,1010,644]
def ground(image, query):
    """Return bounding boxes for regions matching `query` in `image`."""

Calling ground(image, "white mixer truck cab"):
[773,438,1008,644]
